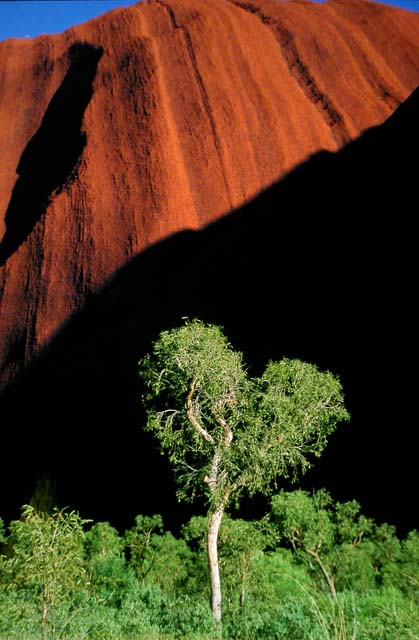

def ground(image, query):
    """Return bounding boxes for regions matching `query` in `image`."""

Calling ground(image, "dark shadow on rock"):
[0,42,103,266]
[0,86,417,533]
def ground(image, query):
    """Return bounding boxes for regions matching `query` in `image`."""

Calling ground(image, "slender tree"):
[138,320,349,632]
[5,506,88,640]
[270,490,386,597]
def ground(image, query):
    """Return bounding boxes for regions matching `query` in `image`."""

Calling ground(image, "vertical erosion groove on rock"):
[228,0,349,145]
[0,42,103,267]
[156,0,233,206]
[0,0,419,528]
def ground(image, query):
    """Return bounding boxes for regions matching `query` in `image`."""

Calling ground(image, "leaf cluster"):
[0,501,418,639]
[139,320,349,509]
[5,505,89,597]
[270,490,412,594]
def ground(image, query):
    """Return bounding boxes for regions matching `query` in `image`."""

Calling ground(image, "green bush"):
[0,499,418,639]
[355,588,419,640]
[85,521,133,604]
[2,505,88,639]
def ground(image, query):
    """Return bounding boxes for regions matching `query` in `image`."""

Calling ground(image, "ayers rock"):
[0,0,419,527]
[1,0,419,388]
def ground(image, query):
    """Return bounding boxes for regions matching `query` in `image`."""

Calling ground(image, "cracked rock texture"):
[1,0,419,388]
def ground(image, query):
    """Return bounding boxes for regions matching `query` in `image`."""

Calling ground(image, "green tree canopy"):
[4,505,89,640]
[270,490,412,597]
[139,321,349,506]
[138,319,349,628]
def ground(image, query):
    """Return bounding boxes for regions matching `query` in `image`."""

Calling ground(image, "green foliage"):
[0,517,5,546]
[399,530,419,597]
[269,487,419,621]
[139,320,248,506]
[139,320,349,509]
[85,521,124,559]
[0,517,5,582]
[271,490,387,595]
[218,516,270,609]
[157,592,217,639]
[138,319,348,627]
[250,360,350,481]
[0,501,418,639]
[5,505,87,591]
[142,532,193,594]
[223,548,326,639]
[1,321,416,639]
[85,521,131,603]
[355,588,419,640]
[272,489,337,553]
[2,505,89,639]
[182,514,273,611]
[124,514,163,580]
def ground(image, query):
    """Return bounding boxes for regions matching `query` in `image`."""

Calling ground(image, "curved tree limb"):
[211,409,233,447]
[186,378,214,444]
[306,547,337,599]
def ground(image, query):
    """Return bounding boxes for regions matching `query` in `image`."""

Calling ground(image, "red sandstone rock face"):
[0,0,419,389]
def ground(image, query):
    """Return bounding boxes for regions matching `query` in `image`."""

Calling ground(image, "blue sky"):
[0,0,418,43]
[0,1,137,42]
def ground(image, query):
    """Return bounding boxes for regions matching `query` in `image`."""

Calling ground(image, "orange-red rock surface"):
[1,0,419,388]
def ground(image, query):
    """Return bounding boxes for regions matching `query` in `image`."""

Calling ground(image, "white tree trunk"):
[307,548,337,599]
[208,503,225,629]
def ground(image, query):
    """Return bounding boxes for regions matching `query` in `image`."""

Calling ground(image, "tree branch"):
[205,407,233,494]
[305,547,337,599]
[204,452,221,494]
[186,378,215,444]
[211,408,233,447]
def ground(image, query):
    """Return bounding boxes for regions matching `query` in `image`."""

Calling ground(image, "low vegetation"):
[138,319,349,630]
[0,494,418,639]
[1,321,417,638]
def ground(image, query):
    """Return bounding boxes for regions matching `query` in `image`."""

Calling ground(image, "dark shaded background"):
[0,86,417,534]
